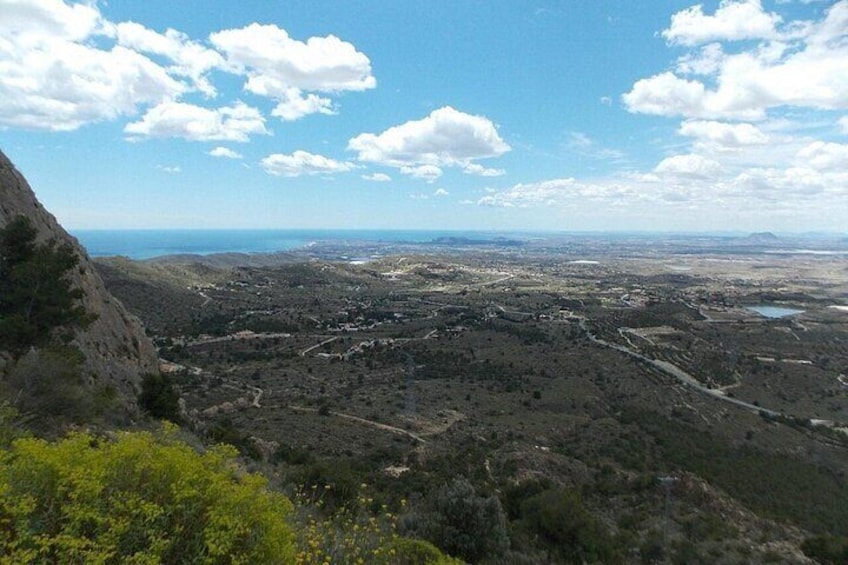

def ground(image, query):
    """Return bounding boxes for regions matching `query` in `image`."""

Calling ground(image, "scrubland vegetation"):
[4,221,848,562]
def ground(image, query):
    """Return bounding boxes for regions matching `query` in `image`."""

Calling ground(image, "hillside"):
[0,150,158,419]
[94,248,848,562]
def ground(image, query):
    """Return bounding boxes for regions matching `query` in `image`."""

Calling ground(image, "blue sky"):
[1,0,846,232]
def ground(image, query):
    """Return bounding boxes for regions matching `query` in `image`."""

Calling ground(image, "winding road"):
[575,317,780,417]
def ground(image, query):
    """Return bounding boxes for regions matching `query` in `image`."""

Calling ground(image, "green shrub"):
[138,372,182,423]
[4,346,91,424]
[801,535,848,564]
[520,487,620,563]
[0,426,294,563]
[402,477,509,563]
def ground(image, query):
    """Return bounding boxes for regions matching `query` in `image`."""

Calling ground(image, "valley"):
[96,235,848,563]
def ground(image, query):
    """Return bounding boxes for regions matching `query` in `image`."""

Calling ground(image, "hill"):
[0,150,158,421]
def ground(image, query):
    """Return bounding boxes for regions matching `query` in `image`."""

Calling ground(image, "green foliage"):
[401,477,509,563]
[520,488,620,563]
[0,215,92,353]
[4,346,92,424]
[0,426,294,563]
[292,489,461,565]
[0,403,25,449]
[138,373,182,423]
[387,538,464,565]
[623,408,848,535]
[801,535,848,564]
[294,460,361,514]
[206,417,262,461]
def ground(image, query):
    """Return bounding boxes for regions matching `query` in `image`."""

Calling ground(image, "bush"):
[4,346,92,425]
[0,426,295,563]
[402,477,509,563]
[138,372,182,423]
[520,488,620,563]
[801,535,848,564]
[292,490,460,565]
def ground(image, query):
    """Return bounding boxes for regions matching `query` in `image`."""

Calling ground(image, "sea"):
[69,229,505,260]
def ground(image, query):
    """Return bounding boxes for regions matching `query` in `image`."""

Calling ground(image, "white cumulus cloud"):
[624,1,848,120]
[433,188,449,197]
[478,178,577,208]
[208,147,243,159]
[662,0,781,46]
[261,150,355,177]
[678,120,769,147]
[655,154,723,178]
[210,23,374,120]
[400,164,443,182]
[270,88,335,121]
[362,172,392,182]
[124,101,268,142]
[796,141,848,171]
[1,0,106,42]
[0,1,185,131]
[347,106,510,180]
[463,163,506,177]
[0,2,375,132]
[115,21,225,97]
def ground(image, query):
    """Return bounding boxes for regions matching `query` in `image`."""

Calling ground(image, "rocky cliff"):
[0,149,158,411]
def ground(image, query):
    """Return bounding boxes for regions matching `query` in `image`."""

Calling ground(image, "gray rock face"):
[0,150,158,409]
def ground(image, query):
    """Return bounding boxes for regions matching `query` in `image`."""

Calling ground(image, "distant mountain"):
[0,150,158,418]
[745,232,779,242]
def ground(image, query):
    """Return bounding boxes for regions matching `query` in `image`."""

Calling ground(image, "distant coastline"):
[70,229,848,261]
[70,229,524,260]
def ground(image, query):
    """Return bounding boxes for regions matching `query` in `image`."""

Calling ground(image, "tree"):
[0,215,91,353]
[138,372,183,423]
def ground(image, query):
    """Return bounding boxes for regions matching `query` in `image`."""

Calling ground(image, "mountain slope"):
[0,150,158,414]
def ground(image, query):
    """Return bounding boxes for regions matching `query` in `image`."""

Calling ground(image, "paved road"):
[576,317,779,417]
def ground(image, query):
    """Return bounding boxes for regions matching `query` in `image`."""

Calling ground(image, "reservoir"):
[746,305,805,319]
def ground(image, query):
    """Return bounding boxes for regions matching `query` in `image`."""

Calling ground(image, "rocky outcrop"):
[0,149,158,411]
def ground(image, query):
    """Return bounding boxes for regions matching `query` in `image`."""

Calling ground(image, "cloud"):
[115,22,225,97]
[400,164,443,182]
[678,120,768,148]
[0,0,186,131]
[209,23,374,120]
[434,188,449,196]
[1,0,106,42]
[347,107,510,179]
[362,172,392,182]
[624,1,848,120]
[565,131,626,161]
[125,101,268,142]
[270,88,335,121]
[478,178,577,208]
[796,141,848,171]
[655,154,723,178]
[157,165,181,173]
[208,147,243,159]
[0,3,374,131]
[261,150,355,177]
[662,0,781,46]
[675,43,725,76]
[463,163,505,177]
